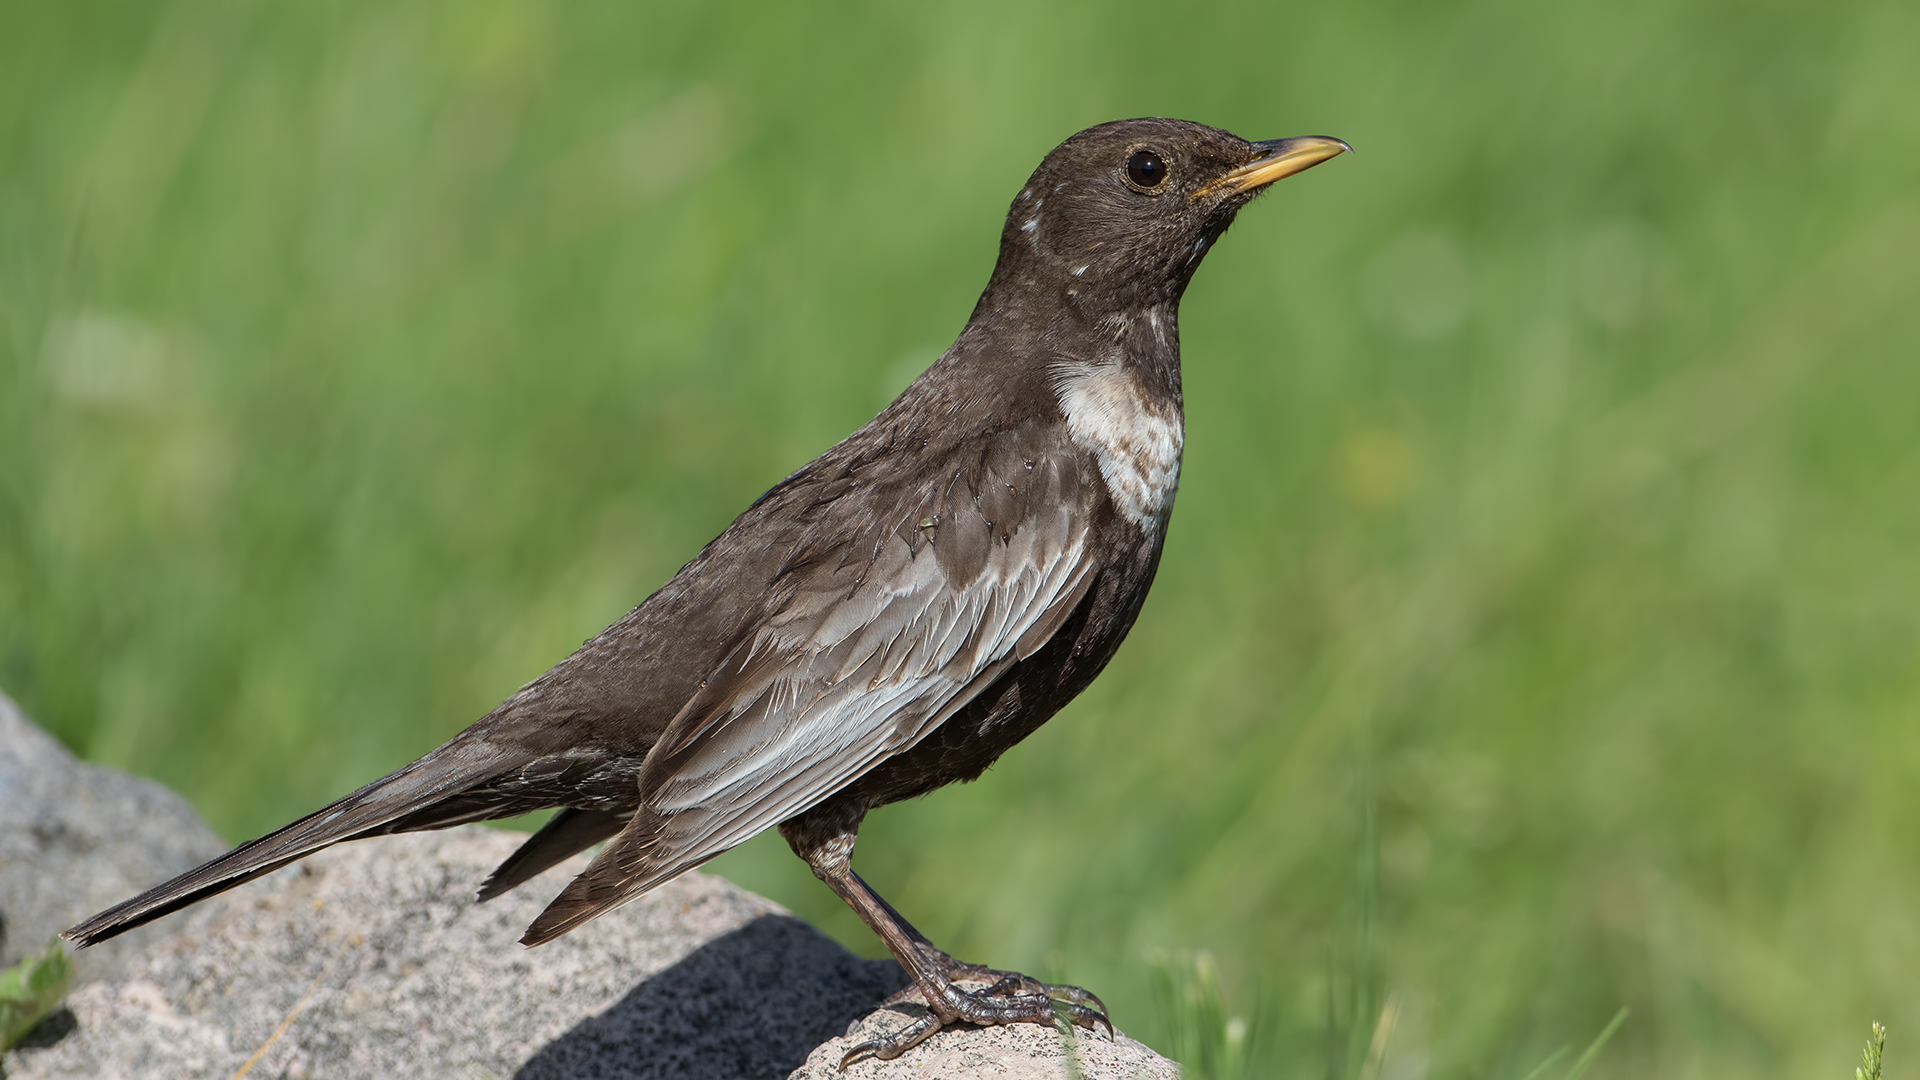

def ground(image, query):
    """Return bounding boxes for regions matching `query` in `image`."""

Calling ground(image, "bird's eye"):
[1125,149,1168,191]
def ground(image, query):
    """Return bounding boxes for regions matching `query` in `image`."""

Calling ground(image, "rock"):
[796,1020,1181,1079]
[1,697,1181,1078]
[5,827,910,1079]
[0,690,228,980]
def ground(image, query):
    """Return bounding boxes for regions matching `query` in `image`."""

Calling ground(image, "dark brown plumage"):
[65,118,1347,1061]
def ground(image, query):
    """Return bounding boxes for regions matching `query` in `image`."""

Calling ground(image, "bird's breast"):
[1050,359,1183,529]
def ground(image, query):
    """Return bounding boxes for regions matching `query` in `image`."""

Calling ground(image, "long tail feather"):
[63,744,521,947]
[476,807,625,902]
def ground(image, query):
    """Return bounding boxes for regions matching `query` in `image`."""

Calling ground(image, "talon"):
[1059,985,1109,1017]
[1052,998,1113,1037]
[1068,990,1108,1018]
[1089,1007,1116,1039]
[840,1011,942,1068]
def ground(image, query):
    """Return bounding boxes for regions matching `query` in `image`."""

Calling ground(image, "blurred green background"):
[5,0,1920,1076]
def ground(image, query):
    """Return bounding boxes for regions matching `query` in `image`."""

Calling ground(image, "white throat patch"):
[1052,361,1184,528]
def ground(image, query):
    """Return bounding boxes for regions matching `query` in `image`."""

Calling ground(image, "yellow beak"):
[1193,135,1351,199]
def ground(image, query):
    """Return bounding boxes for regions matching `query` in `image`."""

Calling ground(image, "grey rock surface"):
[6,826,909,1079]
[1,697,1181,1079]
[0,690,228,979]
[798,1017,1181,1079]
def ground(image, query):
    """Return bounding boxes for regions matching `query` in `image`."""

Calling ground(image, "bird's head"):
[981,118,1349,317]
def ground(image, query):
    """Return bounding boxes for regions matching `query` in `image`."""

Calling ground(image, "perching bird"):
[66,118,1347,1062]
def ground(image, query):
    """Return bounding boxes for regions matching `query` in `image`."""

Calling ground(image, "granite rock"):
[4,826,913,1079]
[0,690,228,980]
[1,697,1180,1078]
[798,1016,1182,1080]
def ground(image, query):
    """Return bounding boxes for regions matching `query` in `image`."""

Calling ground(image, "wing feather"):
[520,425,1102,942]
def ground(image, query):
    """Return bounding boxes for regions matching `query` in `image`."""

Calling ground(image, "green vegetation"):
[1857,1023,1886,1080]
[1146,951,1268,1080]
[0,943,73,1051]
[4,1,1919,1076]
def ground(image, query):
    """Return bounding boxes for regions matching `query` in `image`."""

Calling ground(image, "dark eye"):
[1126,149,1168,190]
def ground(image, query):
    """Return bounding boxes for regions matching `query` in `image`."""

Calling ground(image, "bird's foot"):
[841,950,1111,1068]
[906,940,1109,1017]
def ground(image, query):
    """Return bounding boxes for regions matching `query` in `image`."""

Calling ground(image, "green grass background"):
[5,1,1920,1076]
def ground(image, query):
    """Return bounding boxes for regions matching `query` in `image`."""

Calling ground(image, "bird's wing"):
[522,421,1100,943]
[651,460,1095,851]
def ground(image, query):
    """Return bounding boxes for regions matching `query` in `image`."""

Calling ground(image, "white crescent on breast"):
[1051,359,1184,528]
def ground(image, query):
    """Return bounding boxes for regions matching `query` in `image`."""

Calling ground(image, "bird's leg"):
[823,870,1113,1064]
[779,817,1111,1067]
[861,878,1107,1017]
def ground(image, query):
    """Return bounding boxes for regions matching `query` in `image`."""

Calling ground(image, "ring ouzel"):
[66,118,1348,1063]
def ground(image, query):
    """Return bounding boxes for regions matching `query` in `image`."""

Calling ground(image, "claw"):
[962,971,1110,1030]
[1049,997,1114,1039]
[840,973,1112,1069]
[839,1011,942,1068]
[1053,983,1108,1017]
[913,944,1109,1019]
[1075,1001,1116,1040]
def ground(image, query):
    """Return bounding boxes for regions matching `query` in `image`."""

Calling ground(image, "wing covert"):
[635,425,1098,870]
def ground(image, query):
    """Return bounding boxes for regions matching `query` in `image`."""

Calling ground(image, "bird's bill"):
[1194,135,1352,199]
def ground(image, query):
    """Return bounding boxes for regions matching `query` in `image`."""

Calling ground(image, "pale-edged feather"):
[521,426,1102,943]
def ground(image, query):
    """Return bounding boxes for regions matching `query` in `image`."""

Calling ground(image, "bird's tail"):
[475,806,625,902]
[63,739,526,948]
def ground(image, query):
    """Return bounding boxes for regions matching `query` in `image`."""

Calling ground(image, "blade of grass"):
[1561,1008,1630,1080]
[1516,1046,1570,1080]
